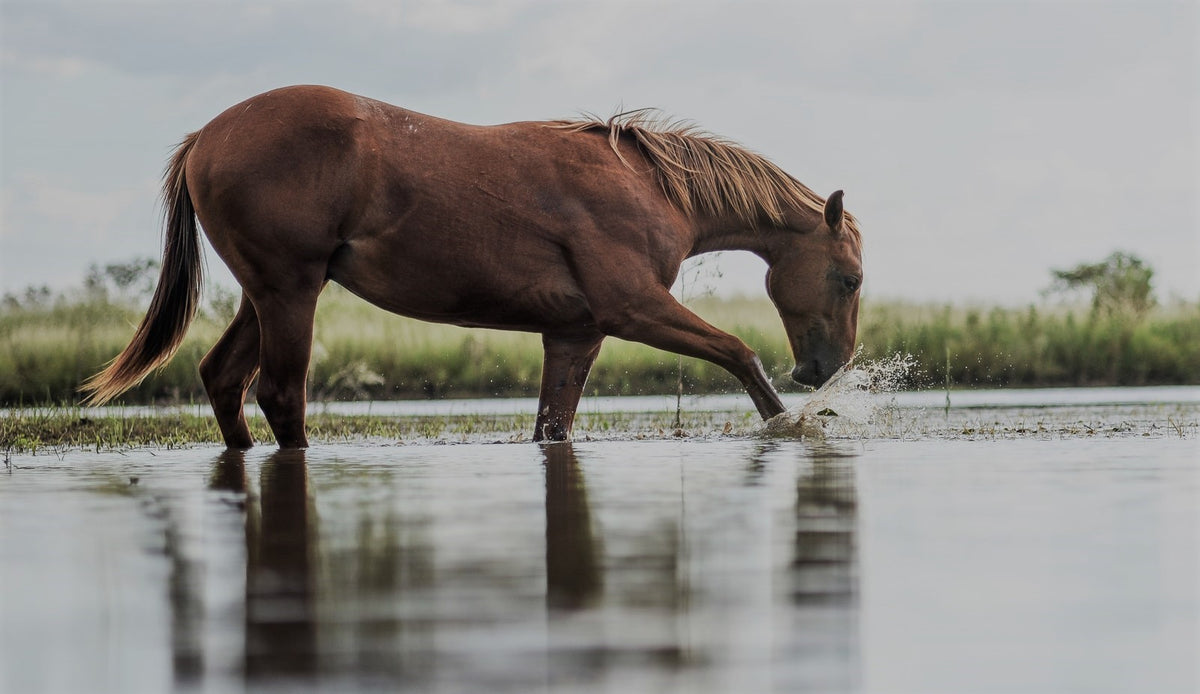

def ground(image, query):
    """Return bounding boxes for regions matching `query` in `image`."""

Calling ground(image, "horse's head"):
[766,190,863,388]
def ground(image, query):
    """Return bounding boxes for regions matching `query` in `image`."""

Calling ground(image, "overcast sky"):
[2,0,1196,305]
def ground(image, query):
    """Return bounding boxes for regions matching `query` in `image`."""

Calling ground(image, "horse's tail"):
[81,131,204,405]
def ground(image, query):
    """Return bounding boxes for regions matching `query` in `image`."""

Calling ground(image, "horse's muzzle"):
[791,360,831,388]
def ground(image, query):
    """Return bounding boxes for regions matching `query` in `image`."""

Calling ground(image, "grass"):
[2,285,1198,407]
[857,299,1200,387]
[1,406,761,454]
[5,399,1194,456]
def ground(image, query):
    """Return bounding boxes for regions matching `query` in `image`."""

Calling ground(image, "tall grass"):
[0,295,222,404]
[2,286,1196,406]
[857,300,1200,387]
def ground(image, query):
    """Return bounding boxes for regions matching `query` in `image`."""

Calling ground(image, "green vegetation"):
[857,299,1199,388]
[1049,251,1156,318]
[2,254,1197,407]
[1,407,757,454]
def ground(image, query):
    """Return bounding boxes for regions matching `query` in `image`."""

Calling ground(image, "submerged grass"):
[2,285,1198,407]
[5,400,1194,456]
[1,407,761,454]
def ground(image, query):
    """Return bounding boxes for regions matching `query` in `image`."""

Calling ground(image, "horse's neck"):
[688,213,815,262]
[689,228,769,259]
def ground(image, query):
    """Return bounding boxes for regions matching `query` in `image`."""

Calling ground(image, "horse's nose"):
[791,361,825,387]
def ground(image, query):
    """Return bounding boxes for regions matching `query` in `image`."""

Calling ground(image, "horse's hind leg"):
[200,293,261,449]
[534,332,605,442]
[251,287,322,449]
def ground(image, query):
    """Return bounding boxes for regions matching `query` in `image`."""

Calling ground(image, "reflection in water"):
[792,450,857,603]
[244,449,317,680]
[170,450,322,686]
[167,450,249,686]
[785,444,860,692]
[9,434,1196,694]
[166,489,207,685]
[159,442,861,692]
[209,450,248,494]
[317,461,435,682]
[543,442,602,610]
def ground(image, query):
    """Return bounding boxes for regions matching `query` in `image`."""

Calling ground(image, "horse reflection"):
[165,449,250,686]
[240,449,317,679]
[792,448,858,602]
[543,442,603,610]
[209,449,248,493]
[785,444,860,692]
[205,446,319,677]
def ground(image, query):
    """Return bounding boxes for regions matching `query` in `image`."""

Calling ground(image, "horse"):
[82,85,863,448]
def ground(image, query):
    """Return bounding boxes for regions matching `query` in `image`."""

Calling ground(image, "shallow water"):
[3,407,1197,693]
[22,384,1194,420]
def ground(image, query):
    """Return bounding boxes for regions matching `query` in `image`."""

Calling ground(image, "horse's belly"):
[340,279,593,332]
[328,241,592,332]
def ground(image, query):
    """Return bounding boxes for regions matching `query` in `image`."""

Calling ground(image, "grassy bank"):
[1,407,759,454]
[858,300,1200,388]
[2,285,1197,406]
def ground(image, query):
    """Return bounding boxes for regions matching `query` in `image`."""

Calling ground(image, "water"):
[2,393,1198,693]
[8,385,1196,420]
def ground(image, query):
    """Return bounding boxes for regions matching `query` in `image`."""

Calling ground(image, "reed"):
[2,286,1197,406]
[856,299,1200,387]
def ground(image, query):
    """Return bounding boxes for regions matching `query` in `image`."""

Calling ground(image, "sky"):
[1,0,1197,305]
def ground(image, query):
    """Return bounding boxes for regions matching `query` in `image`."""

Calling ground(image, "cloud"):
[1,0,1195,302]
[7,174,146,232]
[0,173,160,290]
[2,1,529,96]
[347,0,540,33]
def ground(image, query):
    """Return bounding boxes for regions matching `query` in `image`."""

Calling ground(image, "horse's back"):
[183,85,684,330]
[188,85,651,226]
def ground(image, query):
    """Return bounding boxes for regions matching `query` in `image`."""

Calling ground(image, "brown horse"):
[83,85,863,448]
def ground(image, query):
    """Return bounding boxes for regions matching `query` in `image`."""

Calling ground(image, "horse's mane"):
[554,109,859,235]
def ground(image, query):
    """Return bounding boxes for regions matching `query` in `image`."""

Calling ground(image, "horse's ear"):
[824,190,845,231]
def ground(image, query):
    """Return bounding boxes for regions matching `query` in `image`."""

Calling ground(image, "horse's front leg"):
[534,332,605,442]
[591,287,786,421]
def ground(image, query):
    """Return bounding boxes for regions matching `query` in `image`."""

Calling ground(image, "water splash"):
[764,352,916,439]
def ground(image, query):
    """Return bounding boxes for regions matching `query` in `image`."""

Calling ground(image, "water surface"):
[3,421,1196,693]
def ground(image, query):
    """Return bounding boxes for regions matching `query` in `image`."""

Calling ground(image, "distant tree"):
[1049,251,1156,318]
[1,285,52,311]
[83,257,160,303]
[83,263,108,298]
[204,284,240,324]
[105,257,159,295]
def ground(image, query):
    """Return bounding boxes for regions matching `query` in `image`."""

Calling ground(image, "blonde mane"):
[555,109,859,235]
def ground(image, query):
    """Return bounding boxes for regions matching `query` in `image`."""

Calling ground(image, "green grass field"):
[2,284,1197,407]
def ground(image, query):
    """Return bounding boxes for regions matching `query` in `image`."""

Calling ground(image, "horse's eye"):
[841,275,861,294]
